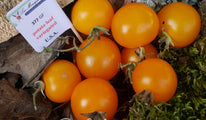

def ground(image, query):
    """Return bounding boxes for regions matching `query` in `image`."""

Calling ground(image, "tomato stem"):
[77,36,96,52]
[44,26,110,53]
[130,90,153,106]
[32,81,45,111]
[44,37,80,52]
[87,26,110,40]
[158,28,174,57]
[120,62,136,69]
[135,47,145,64]
[120,62,136,84]
[120,47,146,84]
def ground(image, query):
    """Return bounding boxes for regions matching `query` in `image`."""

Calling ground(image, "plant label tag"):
[7,0,73,52]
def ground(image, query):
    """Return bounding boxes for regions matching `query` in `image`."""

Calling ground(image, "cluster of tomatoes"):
[41,0,201,119]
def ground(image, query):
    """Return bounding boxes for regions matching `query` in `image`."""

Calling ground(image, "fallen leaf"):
[0,78,52,119]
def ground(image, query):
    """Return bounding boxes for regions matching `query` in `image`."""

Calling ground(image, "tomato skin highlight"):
[71,0,114,35]
[132,58,177,102]
[42,60,81,103]
[121,44,158,65]
[111,3,159,48]
[76,36,121,80]
[71,77,118,120]
[158,2,201,48]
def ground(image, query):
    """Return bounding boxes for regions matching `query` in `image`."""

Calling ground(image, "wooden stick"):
[71,27,83,43]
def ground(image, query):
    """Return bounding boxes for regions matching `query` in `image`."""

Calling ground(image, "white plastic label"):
[7,0,73,52]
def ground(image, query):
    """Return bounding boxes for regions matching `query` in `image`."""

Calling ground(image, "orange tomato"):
[42,60,81,103]
[111,3,159,48]
[121,44,158,65]
[158,2,201,48]
[76,36,121,80]
[71,77,118,120]
[71,0,114,35]
[132,58,177,102]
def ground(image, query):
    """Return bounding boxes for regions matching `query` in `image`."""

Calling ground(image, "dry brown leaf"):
[0,34,64,87]
[0,78,52,120]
